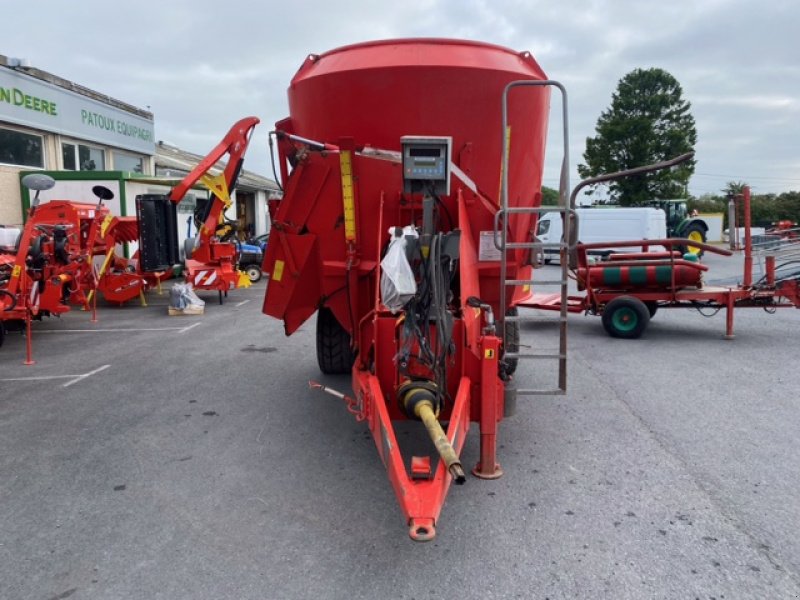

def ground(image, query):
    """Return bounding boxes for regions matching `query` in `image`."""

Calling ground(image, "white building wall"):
[254,189,270,236]
[36,179,123,215]
[0,166,22,224]
[699,213,724,243]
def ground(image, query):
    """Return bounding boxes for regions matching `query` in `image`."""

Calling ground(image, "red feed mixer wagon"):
[262,39,571,540]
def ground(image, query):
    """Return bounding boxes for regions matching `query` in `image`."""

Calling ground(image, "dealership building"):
[0,54,277,235]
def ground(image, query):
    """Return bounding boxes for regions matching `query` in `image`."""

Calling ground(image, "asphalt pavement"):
[1,250,799,600]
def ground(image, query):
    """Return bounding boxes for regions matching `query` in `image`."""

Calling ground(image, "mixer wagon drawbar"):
[261,39,573,540]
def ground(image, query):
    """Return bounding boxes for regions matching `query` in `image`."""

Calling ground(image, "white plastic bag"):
[170,282,205,310]
[380,226,417,312]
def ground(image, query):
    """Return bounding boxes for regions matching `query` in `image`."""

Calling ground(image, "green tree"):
[578,68,697,206]
[690,189,800,229]
[722,181,747,197]
[540,186,559,206]
[775,191,800,224]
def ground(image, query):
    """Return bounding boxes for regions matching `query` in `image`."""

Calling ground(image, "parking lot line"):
[177,322,201,334]
[235,300,251,307]
[36,326,191,333]
[0,364,111,388]
[63,364,111,387]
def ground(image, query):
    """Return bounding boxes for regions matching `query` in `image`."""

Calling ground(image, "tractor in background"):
[646,198,709,255]
[234,240,263,283]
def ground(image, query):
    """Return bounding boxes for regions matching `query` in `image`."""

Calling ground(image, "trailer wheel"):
[244,264,262,283]
[602,296,650,339]
[645,301,658,318]
[503,307,520,375]
[682,222,706,257]
[316,307,355,374]
[0,321,4,348]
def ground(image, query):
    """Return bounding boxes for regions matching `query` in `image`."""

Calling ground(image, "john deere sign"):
[0,67,154,155]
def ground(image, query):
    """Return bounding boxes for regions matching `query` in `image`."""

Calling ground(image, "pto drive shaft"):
[413,400,466,484]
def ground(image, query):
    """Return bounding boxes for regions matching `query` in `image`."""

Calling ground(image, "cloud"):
[3,0,799,195]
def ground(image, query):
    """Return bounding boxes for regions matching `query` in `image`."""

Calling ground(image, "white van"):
[0,226,21,249]
[536,207,667,262]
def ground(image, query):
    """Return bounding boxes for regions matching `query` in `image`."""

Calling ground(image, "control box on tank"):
[401,136,452,195]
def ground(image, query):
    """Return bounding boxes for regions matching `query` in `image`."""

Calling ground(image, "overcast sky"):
[5,0,799,197]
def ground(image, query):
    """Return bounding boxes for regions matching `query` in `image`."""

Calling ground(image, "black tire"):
[601,296,650,339]
[28,235,43,259]
[0,321,4,348]
[1,289,16,312]
[681,222,706,257]
[316,307,355,374]
[503,307,520,375]
[244,264,262,283]
[645,301,658,318]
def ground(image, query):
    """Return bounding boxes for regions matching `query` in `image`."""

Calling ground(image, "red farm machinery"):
[260,38,800,540]
[520,169,800,339]
[0,175,148,358]
[1,116,261,358]
[261,39,573,540]
[135,116,260,303]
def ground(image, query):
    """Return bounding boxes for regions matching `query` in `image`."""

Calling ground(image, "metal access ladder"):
[496,80,573,396]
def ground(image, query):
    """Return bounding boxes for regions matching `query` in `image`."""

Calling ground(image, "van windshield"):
[536,219,550,236]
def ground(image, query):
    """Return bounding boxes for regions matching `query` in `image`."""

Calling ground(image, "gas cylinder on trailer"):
[577,256,705,291]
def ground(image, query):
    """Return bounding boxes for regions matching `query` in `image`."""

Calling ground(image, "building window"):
[62,142,105,171]
[0,127,44,168]
[176,193,200,214]
[112,151,144,173]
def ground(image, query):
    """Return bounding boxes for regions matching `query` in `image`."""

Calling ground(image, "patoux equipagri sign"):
[0,67,154,155]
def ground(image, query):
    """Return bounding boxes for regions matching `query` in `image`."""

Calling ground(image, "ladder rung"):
[517,389,567,396]
[506,320,567,327]
[506,279,566,286]
[504,241,569,249]
[502,242,539,250]
[503,207,570,215]
[494,239,568,247]
[504,279,536,286]
[502,246,568,252]
[504,315,567,323]
[505,352,566,360]
[496,242,570,251]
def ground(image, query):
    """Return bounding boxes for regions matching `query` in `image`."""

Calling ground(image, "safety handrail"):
[578,238,732,256]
